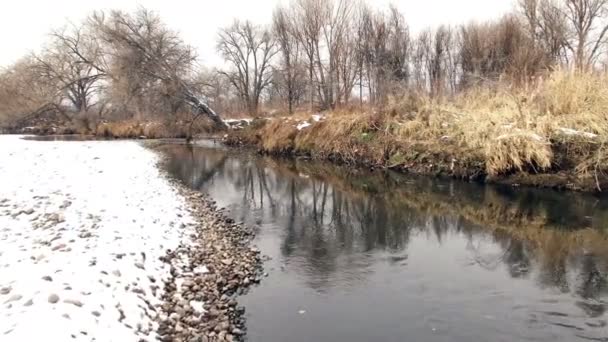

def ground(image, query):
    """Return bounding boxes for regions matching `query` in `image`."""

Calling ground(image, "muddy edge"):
[153,147,264,342]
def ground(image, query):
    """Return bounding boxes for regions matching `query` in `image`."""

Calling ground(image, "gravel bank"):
[155,183,263,342]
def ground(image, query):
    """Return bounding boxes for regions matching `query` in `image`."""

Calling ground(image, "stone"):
[64,299,84,307]
[48,294,60,304]
[52,243,67,251]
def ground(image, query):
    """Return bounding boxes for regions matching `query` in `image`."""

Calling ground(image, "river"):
[159,140,608,342]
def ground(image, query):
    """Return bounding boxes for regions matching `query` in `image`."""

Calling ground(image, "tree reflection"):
[160,143,608,313]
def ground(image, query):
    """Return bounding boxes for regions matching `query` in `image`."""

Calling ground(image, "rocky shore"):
[154,177,264,342]
[0,136,263,342]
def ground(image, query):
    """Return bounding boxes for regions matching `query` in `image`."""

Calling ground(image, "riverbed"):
[160,141,608,342]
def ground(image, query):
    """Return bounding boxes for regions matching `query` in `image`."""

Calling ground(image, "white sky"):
[0,0,516,67]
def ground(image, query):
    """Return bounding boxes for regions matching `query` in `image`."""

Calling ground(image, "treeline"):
[215,0,608,115]
[1,0,608,128]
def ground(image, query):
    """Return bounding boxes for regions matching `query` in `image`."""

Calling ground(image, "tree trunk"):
[184,91,226,144]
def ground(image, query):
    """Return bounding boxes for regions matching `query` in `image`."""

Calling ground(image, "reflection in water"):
[161,143,608,342]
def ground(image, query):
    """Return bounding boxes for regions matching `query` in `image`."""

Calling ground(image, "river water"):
[159,141,608,342]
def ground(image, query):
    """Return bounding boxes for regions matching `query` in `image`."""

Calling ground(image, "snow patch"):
[0,136,196,341]
[557,127,598,139]
[296,122,311,130]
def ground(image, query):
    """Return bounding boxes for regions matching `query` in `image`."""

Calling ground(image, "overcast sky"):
[0,0,515,67]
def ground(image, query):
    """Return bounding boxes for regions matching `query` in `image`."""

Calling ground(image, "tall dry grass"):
[373,70,608,177]
[229,70,608,190]
[94,119,215,139]
[423,71,608,177]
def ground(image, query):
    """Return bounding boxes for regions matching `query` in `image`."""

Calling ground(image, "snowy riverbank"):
[0,135,196,341]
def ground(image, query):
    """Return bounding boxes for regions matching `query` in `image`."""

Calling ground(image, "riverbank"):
[225,72,608,193]
[0,136,261,342]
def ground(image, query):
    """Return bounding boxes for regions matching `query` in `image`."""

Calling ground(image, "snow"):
[312,114,325,122]
[223,118,253,124]
[296,121,311,130]
[557,127,598,139]
[0,136,195,341]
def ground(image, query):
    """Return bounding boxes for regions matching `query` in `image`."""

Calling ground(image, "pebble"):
[64,299,84,307]
[48,294,60,304]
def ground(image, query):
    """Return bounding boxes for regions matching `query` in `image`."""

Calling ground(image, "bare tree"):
[35,23,105,125]
[319,0,354,108]
[217,20,277,116]
[558,0,608,70]
[519,0,570,66]
[0,57,63,128]
[354,4,411,105]
[89,8,225,135]
[293,0,325,111]
[273,6,305,114]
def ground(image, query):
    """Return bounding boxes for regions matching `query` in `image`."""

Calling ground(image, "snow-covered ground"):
[0,135,195,341]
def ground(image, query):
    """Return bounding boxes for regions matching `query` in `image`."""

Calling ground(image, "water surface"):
[160,142,608,342]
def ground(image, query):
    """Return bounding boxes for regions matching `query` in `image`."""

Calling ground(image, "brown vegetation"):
[227,70,608,192]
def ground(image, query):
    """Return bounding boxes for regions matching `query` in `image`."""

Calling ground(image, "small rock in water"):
[48,294,60,304]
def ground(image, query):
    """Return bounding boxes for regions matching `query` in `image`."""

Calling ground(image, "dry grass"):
[230,70,608,190]
[425,71,608,177]
[94,119,214,139]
